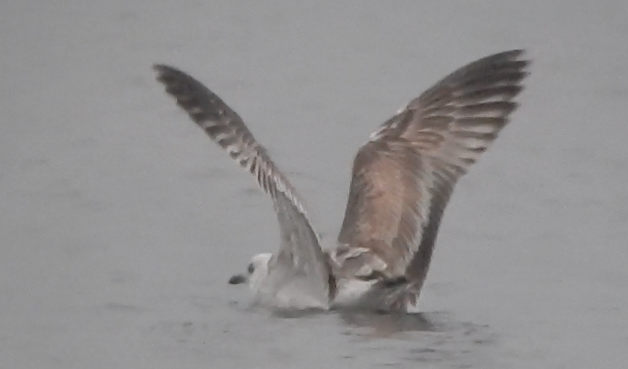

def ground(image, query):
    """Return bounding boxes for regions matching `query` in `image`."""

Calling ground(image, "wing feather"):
[337,50,530,290]
[153,65,333,302]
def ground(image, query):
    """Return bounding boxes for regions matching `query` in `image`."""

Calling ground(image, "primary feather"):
[335,50,529,308]
[154,65,334,305]
[153,49,530,312]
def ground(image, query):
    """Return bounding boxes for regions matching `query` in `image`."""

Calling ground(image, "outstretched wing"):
[154,65,333,302]
[337,50,530,290]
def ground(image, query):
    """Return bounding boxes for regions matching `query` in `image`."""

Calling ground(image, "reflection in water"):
[226,300,499,366]
[338,310,499,366]
[338,311,437,337]
[151,298,500,367]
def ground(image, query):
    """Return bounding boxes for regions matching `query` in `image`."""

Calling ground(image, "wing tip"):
[152,64,196,89]
[152,63,171,79]
[500,48,527,60]
[505,48,532,72]
[480,48,531,74]
[152,63,165,72]
[152,64,177,91]
[152,63,180,75]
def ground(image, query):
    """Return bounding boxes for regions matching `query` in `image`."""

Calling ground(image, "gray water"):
[2,1,628,368]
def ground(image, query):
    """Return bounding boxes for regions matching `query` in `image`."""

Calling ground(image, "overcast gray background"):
[2,1,627,368]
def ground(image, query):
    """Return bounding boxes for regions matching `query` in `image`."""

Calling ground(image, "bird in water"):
[153,49,530,313]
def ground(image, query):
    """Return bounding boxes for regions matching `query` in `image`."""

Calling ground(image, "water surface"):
[1,1,627,368]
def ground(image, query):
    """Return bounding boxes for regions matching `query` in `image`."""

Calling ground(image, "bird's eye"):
[247,263,254,274]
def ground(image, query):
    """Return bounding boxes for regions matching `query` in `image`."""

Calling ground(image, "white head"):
[228,253,272,290]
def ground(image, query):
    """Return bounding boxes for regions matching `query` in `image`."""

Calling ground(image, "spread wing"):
[154,65,333,302]
[337,50,530,288]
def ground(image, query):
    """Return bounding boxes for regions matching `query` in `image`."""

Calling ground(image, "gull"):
[153,49,530,313]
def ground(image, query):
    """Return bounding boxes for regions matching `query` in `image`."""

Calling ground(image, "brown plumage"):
[153,49,530,312]
[335,50,529,309]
